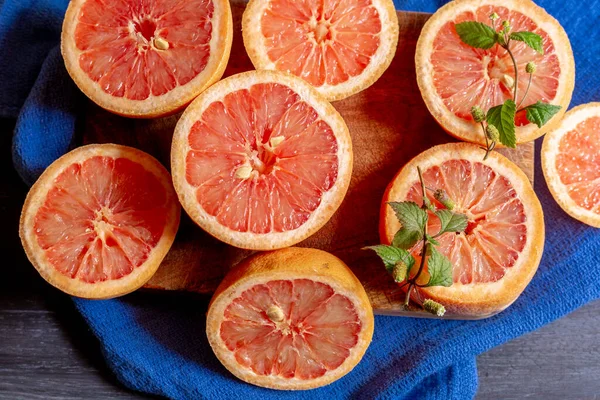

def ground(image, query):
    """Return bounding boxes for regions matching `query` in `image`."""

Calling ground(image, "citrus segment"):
[381,143,544,316]
[242,0,399,101]
[542,103,600,227]
[171,71,352,250]
[20,144,180,298]
[416,0,574,144]
[62,0,232,117]
[206,248,374,390]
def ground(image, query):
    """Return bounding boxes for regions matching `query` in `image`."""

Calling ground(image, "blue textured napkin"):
[5,0,600,398]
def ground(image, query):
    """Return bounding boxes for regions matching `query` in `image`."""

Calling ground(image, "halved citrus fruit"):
[171,70,352,250]
[206,247,374,390]
[542,102,600,227]
[415,0,575,145]
[61,0,233,117]
[242,0,399,101]
[380,143,544,317]
[19,144,180,299]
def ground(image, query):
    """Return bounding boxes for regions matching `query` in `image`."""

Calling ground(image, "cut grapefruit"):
[415,0,575,145]
[19,144,181,299]
[206,247,374,390]
[61,0,233,117]
[380,143,544,317]
[542,102,600,227]
[171,70,352,250]
[242,0,399,101]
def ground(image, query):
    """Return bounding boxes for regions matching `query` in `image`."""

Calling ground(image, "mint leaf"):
[392,228,423,250]
[435,210,468,235]
[524,101,561,128]
[425,234,440,246]
[425,247,453,287]
[510,31,544,54]
[388,202,427,232]
[487,99,517,148]
[388,202,427,249]
[455,21,497,49]
[364,245,415,273]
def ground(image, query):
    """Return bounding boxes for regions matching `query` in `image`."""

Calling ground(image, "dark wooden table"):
[2,118,599,399]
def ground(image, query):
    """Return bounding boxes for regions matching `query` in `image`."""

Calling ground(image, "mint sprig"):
[456,13,561,159]
[365,167,468,317]
[455,21,497,49]
[389,201,428,249]
[523,101,562,128]
[510,31,544,54]
[486,99,517,148]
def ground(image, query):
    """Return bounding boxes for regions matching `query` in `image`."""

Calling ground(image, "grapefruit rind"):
[241,0,399,102]
[61,0,233,118]
[171,70,353,250]
[542,102,600,228]
[415,0,575,145]
[19,144,181,299]
[380,143,545,316]
[206,247,374,390]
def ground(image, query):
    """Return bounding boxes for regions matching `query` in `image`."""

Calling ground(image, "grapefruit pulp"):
[415,0,575,145]
[206,247,374,390]
[171,70,353,250]
[381,143,545,317]
[20,144,181,298]
[242,0,399,101]
[61,0,233,117]
[542,102,600,227]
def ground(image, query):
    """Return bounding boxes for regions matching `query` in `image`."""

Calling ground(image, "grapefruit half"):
[61,0,233,117]
[20,144,181,298]
[206,247,374,390]
[542,102,600,227]
[242,0,399,101]
[415,0,575,145]
[171,70,353,250]
[380,143,544,317]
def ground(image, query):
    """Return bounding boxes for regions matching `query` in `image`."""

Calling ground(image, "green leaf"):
[455,21,497,49]
[435,210,468,235]
[388,202,428,249]
[392,228,423,250]
[364,245,415,273]
[523,101,561,128]
[510,31,544,54]
[487,99,517,148]
[425,247,453,287]
[425,234,439,246]
[388,202,427,232]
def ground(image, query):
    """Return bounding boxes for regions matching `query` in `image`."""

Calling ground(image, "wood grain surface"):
[81,4,534,315]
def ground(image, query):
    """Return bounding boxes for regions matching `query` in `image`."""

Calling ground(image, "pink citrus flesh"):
[185,82,339,234]
[34,156,170,283]
[555,116,600,213]
[260,0,382,87]
[405,159,527,283]
[74,0,214,100]
[219,278,362,379]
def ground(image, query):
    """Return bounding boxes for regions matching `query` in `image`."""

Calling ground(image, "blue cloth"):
[4,0,600,398]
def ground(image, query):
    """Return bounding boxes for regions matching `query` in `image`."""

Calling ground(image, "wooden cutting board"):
[82,3,534,316]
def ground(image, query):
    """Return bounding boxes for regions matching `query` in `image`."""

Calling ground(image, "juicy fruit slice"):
[61,0,232,117]
[242,0,399,101]
[380,143,544,316]
[20,144,180,298]
[415,0,574,145]
[206,248,374,390]
[171,70,352,250]
[542,102,600,227]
